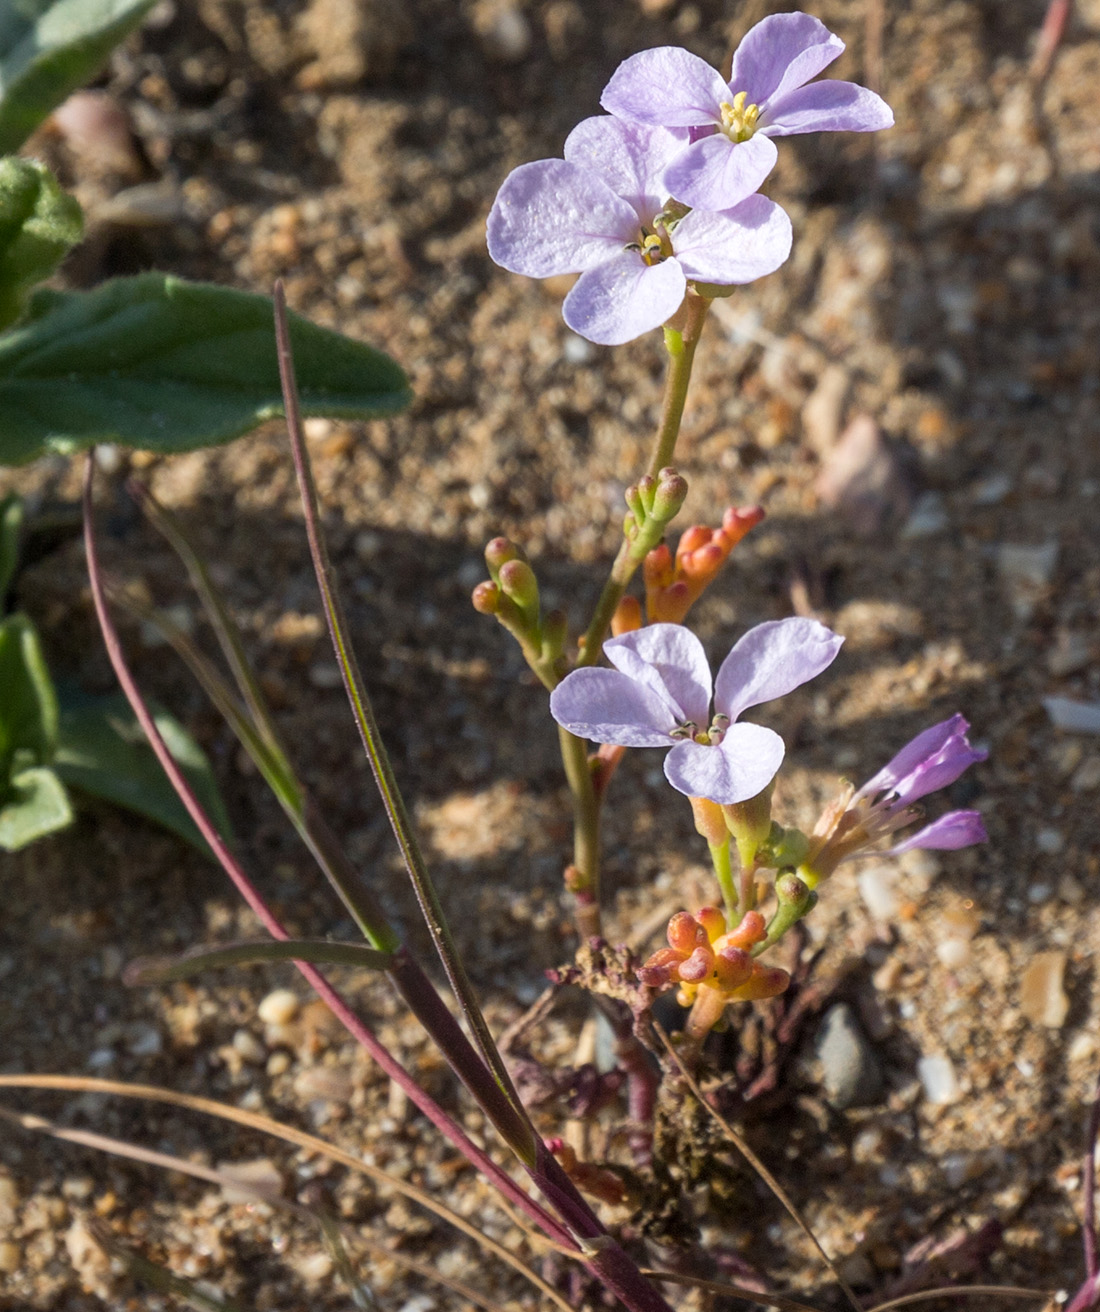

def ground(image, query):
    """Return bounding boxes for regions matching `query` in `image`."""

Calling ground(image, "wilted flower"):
[640,906,789,1042]
[800,714,988,884]
[601,12,894,211]
[486,115,792,344]
[549,618,843,804]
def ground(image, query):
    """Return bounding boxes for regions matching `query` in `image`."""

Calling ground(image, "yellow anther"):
[640,232,667,265]
[719,91,761,142]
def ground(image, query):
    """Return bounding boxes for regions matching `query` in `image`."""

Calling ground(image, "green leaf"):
[0,0,159,155]
[53,690,233,856]
[0,763,72,849]
[0,490,22,599]
[0,272,412,465]
[0,611,58,776]
[0,157,83,331]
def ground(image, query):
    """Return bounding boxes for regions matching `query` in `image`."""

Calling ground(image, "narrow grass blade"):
[124,937,394,984]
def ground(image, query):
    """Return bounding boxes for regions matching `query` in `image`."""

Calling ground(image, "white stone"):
[258,988,300,1026]
[917,1053,959,1105]
[1044,697,1100,734]
[857,864,901,920]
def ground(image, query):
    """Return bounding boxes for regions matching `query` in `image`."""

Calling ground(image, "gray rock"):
[814,1003,885,1109]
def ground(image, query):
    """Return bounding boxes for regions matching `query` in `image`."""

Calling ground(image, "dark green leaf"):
[0,272,412,465]
[0,0,159,154]
[125,937,395,985]
[0,158,82,330]
[0,491,22,600]
[0,763,72,849]
[54,691,233,856]
[0,611,57,776]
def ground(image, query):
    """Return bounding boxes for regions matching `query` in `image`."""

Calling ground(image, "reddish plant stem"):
[81,454,569,1250]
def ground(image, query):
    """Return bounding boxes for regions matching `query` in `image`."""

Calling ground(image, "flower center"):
[626,221,674,266]
[719,91,761,143]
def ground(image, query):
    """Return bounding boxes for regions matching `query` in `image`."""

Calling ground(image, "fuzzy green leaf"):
[0,611,57,777]
[0,157,83,330]
[0,763,72,849]
[0,0,159,154]
[0,491,22,599]
[54,691,233,856]
[0,272,412,465]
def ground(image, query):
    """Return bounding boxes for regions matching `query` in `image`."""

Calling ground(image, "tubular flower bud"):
[800,715,988,886]
[484,536,526,580]
[640,906,790,1042]
[471,580,502,614]
[611,595,643,636]
[645,505,765,623]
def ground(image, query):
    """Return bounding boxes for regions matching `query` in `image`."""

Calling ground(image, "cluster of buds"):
[471,538,567,688]
[623,466,688,562]
[644,505,764,623]
[640,907,789,1045]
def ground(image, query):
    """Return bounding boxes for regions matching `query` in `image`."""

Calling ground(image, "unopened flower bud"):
[498,558,539,613]
[689,796,727,846]
[775,871,812,912]
[485,537,526,581]
[667,910,708,954]
[723,782,774,867]
[712,945,753,991]
[624,483,646,524]
[722,504,765,543]
[611,595,642,635]
[643,542,674,589]
[471,580,501,614]
[637,473,657,514]
[651,468,688,521]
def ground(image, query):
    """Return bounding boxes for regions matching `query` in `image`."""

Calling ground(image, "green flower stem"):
[558,724,602,940]
[709,838,737,925]
[577,294,711,669]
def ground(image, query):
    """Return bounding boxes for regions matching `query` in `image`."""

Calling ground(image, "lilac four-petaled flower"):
[601,12,894,211]
[859,714,988,854]
[487,116,792,345]
[549,618,843,804]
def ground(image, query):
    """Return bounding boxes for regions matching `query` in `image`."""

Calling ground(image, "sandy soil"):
[2,0,1100,1308]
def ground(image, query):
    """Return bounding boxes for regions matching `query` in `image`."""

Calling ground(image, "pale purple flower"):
[803,715,988,881]
[550,618,843,804]
[601,13,894,211]
[486,116,792,345]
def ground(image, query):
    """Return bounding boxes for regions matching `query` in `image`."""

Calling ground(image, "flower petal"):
[714,618,843,721]
[605,623,712,727]
[487,159,638,279]
[549,667,675,747]
[762,80,895,135]
[857,715,983,803]
[564,117,687,220]
[662,132,778,212]
[673,194,792,285]
[600,47,728,128]
[665,721,785,803]
[563,251,686,345]
[730,12,844,107]
[884,810,988,854]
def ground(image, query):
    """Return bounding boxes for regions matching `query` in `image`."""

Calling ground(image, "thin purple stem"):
[1083,1069,1100,1281]
[81,453,571,1250]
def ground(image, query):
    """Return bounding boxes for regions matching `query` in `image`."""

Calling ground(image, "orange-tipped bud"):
[611,594,643,635]
[667,910,707,955]
[471,581,501,614]
[689,796,727,846]
[677,946,712,983]
[697,905,727,943]
[730,963,790,1001]
[484,536,525,579]
[644,504,764,624]
[712,946,754,991]
[721,908,767,952]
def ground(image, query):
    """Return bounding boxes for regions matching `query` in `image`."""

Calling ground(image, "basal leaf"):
[0,0,159,154]
[54,690,234,856]
[0,490,22,599]
[0,763,72,849]
[0,272,412,465]
[0,157,83,330]
[0,611,58,776]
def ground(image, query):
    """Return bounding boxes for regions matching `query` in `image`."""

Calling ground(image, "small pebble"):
[1019,950,1069,1028]
[1036,827,1064,855]
[1044,697,1100,734]
[996,541,1058,619]
[1073,757,1100,790]
[900,491,949,540]
[1047,630,1091,677]
[295,1065,353,1103]
[296,1250,334,1282]
[0,1240,18,1273]
[563,333,593,364]
[970,471,1012,505]
[857,864,901,921]
[814,1003,885,1109]
[125,1023,162,1057]
[217,1158,283,1205]
[935,937,971,969]
[258,988,300,1026]
[266,1051,291,1077]
[308,662,343,689]
[232,1029,266,1064]
[1026,883,1052,905]
[917,1053,960,1105]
